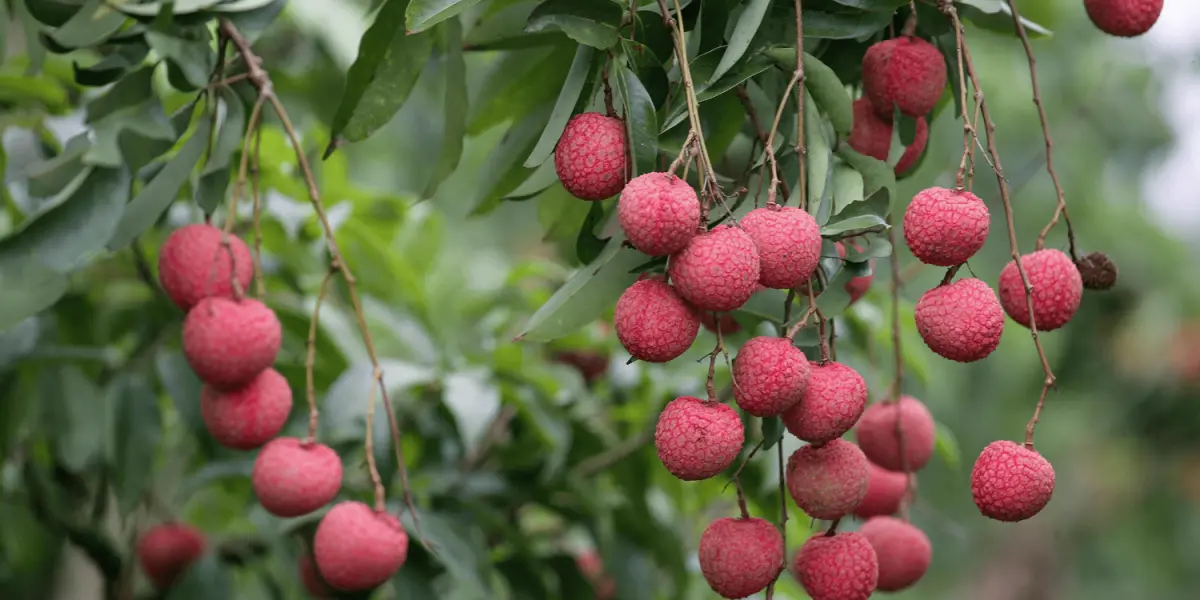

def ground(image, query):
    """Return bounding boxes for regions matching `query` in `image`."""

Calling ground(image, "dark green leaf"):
[958,0,1052,37]
[525,0,621,50]
[709,0,771,84]
[835,145,896,212]
[470,104,553,215]
[73,43,149,87]
[163,552,232,600]
[113,103,180,173]
[697,0,738,55]
[407,0,486,33]
[467,45,575,136]
[25,133,91,198]
[524,44,595,169]
[423,17,468,198]
[801,8,893,39]
[661,50,771,132]
[24,0,80,28]
[0,262,67,332]
[820,189,889,236]
[762,416,784,450]
[575,201,609,264]
[828,0,909,9]
[14,1,48,72]
[114,0,223,17]
[47,0,128,48]
[218,0,287,39]
[398,511,490,595]
[614,60,658,178]
[934,420,961,469]
[155,349,205,437]
[195,88,248,213]
[146,28,216,90]
[42,365,106,472]
[85,66,156,125]
[110,373,162,515]
[763,48,854,137]
[463,0,566,51]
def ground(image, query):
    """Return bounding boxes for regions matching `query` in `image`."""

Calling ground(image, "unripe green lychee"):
[554,113,628,201]
[182,297,281,391]
[698,517,784,599]
[971,440,1055,522]
[903,187,990,267]
[613,277,700,363]
[859,516,931,592]
[786,439,870,520]
[732,336,810,417]
[668,225,761,312]
[793,532,879,600]
[313,501,408,591]
[655,396,744,481]
[1084,0,1162,37]
[137,523,206,589]
[997,249,1083,332]
[618,172,700,256]
[741,204,822,289]
[252,437,343,518]
[158,223,254,311]
[861,36,947,119]
[854,396,935,473]
[914,278,1005,363]
[781,361,867,446]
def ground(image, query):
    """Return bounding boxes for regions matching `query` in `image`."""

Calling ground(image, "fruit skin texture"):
[613,277,700,362]
[854,461,909,519]
[1084,0,1163,37]
[200,367,292,450]
[313,501,409,591]
[618,172,700,256]
[862,36,947,119]
[698,517,785,599]
[554,113,628,201]
[903,187,990,267]
[655,396,745,481]
[300,554,334,598]
[182,297,281,390]
[158,224,254,311]
[740,205,822,289]
[668,225,761,312]
[914,278,1005,363]
[846,98,929,176]
[971,440,1056,522]
[252,437,343,518]
[793,532,879,600]
[997,249,1083,332]
[732,337,811,417]
[855,396,935,473]
[786,439,870,520]
[859,516,932,592]
[782,362,867,445]
[137,523,207,589]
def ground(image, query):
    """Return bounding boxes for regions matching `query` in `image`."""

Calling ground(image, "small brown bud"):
[1076,251,1117,291]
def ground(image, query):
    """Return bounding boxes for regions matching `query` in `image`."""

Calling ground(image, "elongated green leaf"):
[709,0,770,84]
[155,349,205,437]
[829,0,909,9]
[836,145,896,212]
[422,19,469,198]
[575,202,609,264]
[110,373,162,515]
[43,365,107,472]
[801,9,893,39]
[470,104,553,214]
[524,44,595,169]
[398,512,490,595]
[146,29,215,90]
[820,190,889,236]
[804,92,831,215]
[0,262,68,332]
[935,421,961,469]
[86,66,156,125]
[525,0,621,50]
[26,133,91,198]
[48,0,128,48]
[163,552,232,600]
[614,61,658,178]
[762,48,854,137]
[195,88,248,213]
[406,0,486,33]
[958,0,1052,37]
[468,45,575,136]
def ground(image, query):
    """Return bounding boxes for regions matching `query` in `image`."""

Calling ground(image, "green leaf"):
[835,145,896,213]
[0,73,70,110]
[470,104,553,214]
[575,201,609,264]
[829,0,909,8]
[709,0,770,84]
[762,49,854,137]
[661,50,772,132]
[524,44,595,169]
[48,0,128,48]
[467,45,575,136]
[614,60,658,178]
[762,416,784,450]
[820,189,889,237]
[86,66,156,125]
[958,0,1052,37]
[829,164,864,216]
[26,133,92,198]
[423,17,468,198]
[25,0,80,28]
[195,87,248,213]
[109,373,162,515]
[406,0,486,34]
[73,43,150,87]
[163,552,232,600]
[113,0,223,17]
[525,0,622,50]
[934,421,961,470]
[112,102,180,172]
[398,511,490,596]
[463,1,566,51]
[146,28,216,90]
[155,349,205,438]
[0,262,67,332]
[42,365,107,473]
[801,8,893,39]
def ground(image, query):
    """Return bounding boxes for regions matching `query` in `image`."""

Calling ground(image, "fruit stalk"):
[885,220,914,516]
[250,124,266,298]
[793,0,808,209]
[664,0,723,213]
[305,266,337,442]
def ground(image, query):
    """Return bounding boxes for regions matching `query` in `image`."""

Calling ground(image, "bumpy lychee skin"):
[782,362,867,445]
[137,523,207,589]
[732,337,810,417]
[854,396,935,473]
[618,172,700,256]
[200,368,292,450]
[158,224,254,312]
[915,278,1005,363]
[740,205,822,289]
[997,249,1083,332]
[786,439,870,520]
[1084,0,1163,37]
[314,501,409,591]
[862,36,947,119]
[971,440,1056,522]
[699,517,785,599]
[655,396,745,481]
[554,112,628,201]
[252,437,343,518]
[854,461,909,519]
[183,297,281,390]
[793,532,879,600]
[668,225,761,312]
[846,97,929,176]
[300,554,334,598]
[613,277,700,362]
[904,187,990,267]
[859,516,932,592]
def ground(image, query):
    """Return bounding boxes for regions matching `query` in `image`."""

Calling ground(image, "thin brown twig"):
[724,440,765,492]
[794,0,808,210]
[667,0,724,215]
[807,281,831,363]
[365,366,386,511]
[761,66,803,206]
[733,476,752,519]
[250,121,265,298]
[735,86,791,201]
[305,266,336,443]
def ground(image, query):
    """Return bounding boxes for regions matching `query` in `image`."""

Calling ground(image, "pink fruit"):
[903,186,990,267]
[997,249,1083,332]
[200,368,292,450]
[740,205,822,289]
[859,516,932,592]
[793,532,879,600]
[971,440,1055,522]
[313,501,409,591]
[1084,0,1163,37]
[781,361,867,445]
[837,241,875,304]
[158,223,254,311]
[137,523,206,589]
[861,36,947,119]
[699,517,784,599]
[854,396,936,473]
[182,297,281,391]
[554,113,628,201]
[731,337,810,417]
[654,396,744,480]
[786,439,870,520]
[846,97,929,176]
[667,225,761,312]
[853,461,909,519]
[914,278,1005,363]
[618,172,700,256]
[613,277,700,362]
[252,437,343,518]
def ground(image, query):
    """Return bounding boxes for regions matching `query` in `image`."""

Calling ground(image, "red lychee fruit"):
[914,277,1005,363]
[137,523,207,589]
[862,36,947,119]
[793,532,879,600]
[655,396,745,481]
[554,112,628,201]
[551,350,610,386]
[182,297,281,390]
[200,367,292,450]
[1084,0,1163,37]
[854,396,935,473]
[853,461,909,519]
[575,550,616,600]
[786,439,870,520]
[732,337,810,417]
[158,224,254,312]
[313,501,409,591]
[698,517,785,599]
[846,98,929,176]
[299,553,333,598]
[837,241,875,304]
[859,516,931,592]
[740,205,822,289]
[252,437,343,518]
[971,440,1056,522]
[613,277,700,362]
[618,172,700,256]
[997,248,1083,332]
[903,187,990,267]
[668,225,761,312]
[700,311,743,335]
[782,361,867,445]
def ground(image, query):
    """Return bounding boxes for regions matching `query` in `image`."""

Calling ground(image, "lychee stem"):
[250,124,266,299]
[601,57,616,118]
[304,266,337,443]
[939,263,962,286]
[733,476,752,519]
[365,366,387,513]
[824,518,840,536]
[901,2,918,37]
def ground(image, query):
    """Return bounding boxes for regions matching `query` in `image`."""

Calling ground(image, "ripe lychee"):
[618,172,700,256]
[846,97,929,176]
[859,516,931,592]
[837,241,875,304]
[655,396,745,481]
[786,439,870,520]
[914,278,1005,363]
[854,396,935,473]
[700,311,743,335]
[137,523,206,589]
[740,205,822,289]
[158,223,254,312]
[182,297,281,390]
[299,553,333,598]
[668,225,761,312]
[554,112,628,201]
[782,361,867,445]
[1076,251,1118,291]
[1084,0,1163,37]
[971,440,1055,522]
[613,277,700,362]
[861,36,947,119]
[551,350,610,386]
[698,517,784,599]
[313,501,409,591]
[853,461,909,519]
[200,367,292,450]
[732,337,810,417]
[903,187,990,267]
[793,532,879,600]
[997,249,1083,332]
[252,437,343,518]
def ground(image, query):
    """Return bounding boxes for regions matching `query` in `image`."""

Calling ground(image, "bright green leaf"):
[406,0,486,34]
[614,60,659,178]
[470,104,553,214]
[110,373,162,516]
[525,0,622,50]
[524,44,595,169]
[934,421,961,469]
[709,0,771,84]
[423,17,468,198]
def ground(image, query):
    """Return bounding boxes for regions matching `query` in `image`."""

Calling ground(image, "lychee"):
[698,517,785,599]
[837,241,875,304]
[299,553,333,598]
[313,501,409,591]
[182,297,281,390]
[854,396,935,473]
[1084,0,1163,37]
[793,532,879,600]
[1076,251,1118,291]
[618,172,700,256]
[786,438,870,520]
[137,523,207,589]
[853,461,909,519]
[732,336,810,417]
[575,550,616,600]
[668,225,761,312]
[740,205,822,289]
[200,367,292,450]
[846,97,929,176]
[613,277,700,362]
[914,277,1005,363]
[903,187,990,267]
[997,248,1083,332]
[970,440,1055,522]
[782,361,867,445]
[551,350,610,386]
[252,437,343,518]
[158,223,255,312]
[700,311,743,335]
[858,516,931,592]
[554,112,628,201]
[654,396,745,481]
[861,36,947,119]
